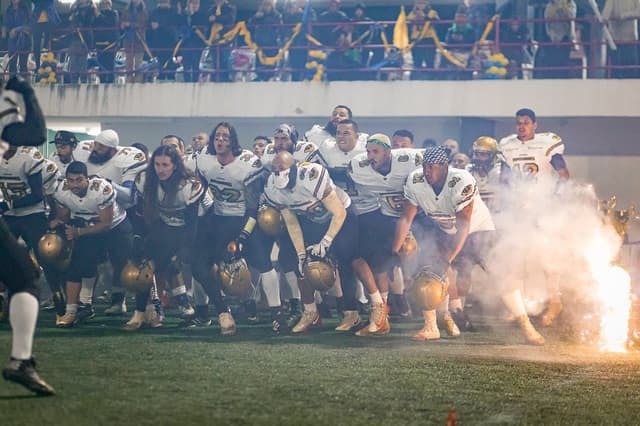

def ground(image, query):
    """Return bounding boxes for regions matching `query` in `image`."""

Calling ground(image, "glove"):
[307,235,333,259]
[235,229,250,253]
[4,76,34,95]
[0,200,10,215]
[297,252,306,277]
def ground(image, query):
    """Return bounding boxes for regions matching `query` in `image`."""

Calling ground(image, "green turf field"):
[2,308,640,425]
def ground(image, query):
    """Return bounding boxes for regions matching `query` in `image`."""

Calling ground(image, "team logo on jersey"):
[252,159,262,168]
[240,153,253,162]
[299,168,307,180]
[304,144,315,154]
[397,154,409,163]
[461,184,474,198]
[551,134,561,142]
[103,185,113,195]
[62,181,70,191]
[448,176,461,188]
[266,146,275,154]
[91,180,101,191]
[308,167,319,181]
[413,173,425,184]
[46,163,57,173]
[33,151,43,159]
[415,153,423,165]
[358,159,370,168]
[134,152,145,161]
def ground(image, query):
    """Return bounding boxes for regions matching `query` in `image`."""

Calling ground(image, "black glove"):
[235,229,250,254]
[5,76,34,95]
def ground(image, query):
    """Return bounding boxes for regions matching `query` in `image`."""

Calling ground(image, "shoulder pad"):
[539,132,562,143]
[78,140,94,151]
[266,144,276,155]
[45,161,58,174]
[358,159,370,168]
[114,147,145,167]
[460,183,474,198]
[499,134,518,145]
[252,158,262,168]
[239,152,254,162]
[306,165,320,181]
[397,154,409,163]
[447,175,462,188]
[414,152,423,166]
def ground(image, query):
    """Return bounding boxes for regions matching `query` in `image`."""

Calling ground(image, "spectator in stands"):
[121,0,149,83]
[350,2,381,73]
[94,0,120,84]
[3,0,32,77]
[543,0,576,79]
[444,7,476,80]
[409,1,439,80]
[465,0,494,40]
[326,28,362,81]
[191,132,209,154]
[206,0,237,82]
[603,0,640,78]
[68,0,96,83]
[283,0,316,81]
[316,0,350,47]
[148,0,180,80]
[248,0,283,81]
[31,0,61,71]
[500,18,532,79]
[180,0,208,82]
[422,138,438,148]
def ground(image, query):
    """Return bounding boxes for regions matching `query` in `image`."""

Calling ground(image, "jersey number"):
[211,185,242,203]
[511,161,539,178]
[0,182,28,200]
[385,194,405,212]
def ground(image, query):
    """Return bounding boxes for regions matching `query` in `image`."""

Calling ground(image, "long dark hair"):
[208,122,242,156]
[142,145,193,224]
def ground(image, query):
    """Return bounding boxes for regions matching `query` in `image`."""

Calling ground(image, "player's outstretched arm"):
[2,77,46,147]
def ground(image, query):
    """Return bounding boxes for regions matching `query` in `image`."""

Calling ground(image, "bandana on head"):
[422,146,450,165]
[366,133,391,149]
[275,124,298,142]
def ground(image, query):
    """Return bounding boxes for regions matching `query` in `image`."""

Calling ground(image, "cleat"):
[124,311,145,331]
[412,323,441,341]
[540,296,563,327]
[335,310,361,331]
[358,301,370,316]
[144,306,163,328]
[76,304,95,324]
[218,312,237,336]
[517,315,545,345]
[451,308,474,332]
[367,303,389,334]
[246,313,260,325]
[39,299,55,311]
[317,302,333,319]
[56,312,76,328]
[286,299,302,328]
[439,311,461,337]
[105,301,127,316]
[180,316,212,328]
[292,310,321,333]
[271,312,290,335]
[354,322,371,337]
[3,358,55,396]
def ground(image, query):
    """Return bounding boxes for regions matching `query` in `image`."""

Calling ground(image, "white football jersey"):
[0,146,46,217]
[134,171,204,227]
[304,125,331,146]
[404,167,495,235]
[53,176,126,229]
[499,132,565,181]
[348,148,423,217]
[469,164,502,212]
[260,141,319,171]
[74,141,147,185]
[317,137,375,214]
[196,149,264,217]
[183,152,213,215]
[264,162,351,224]
[42,158,62,196]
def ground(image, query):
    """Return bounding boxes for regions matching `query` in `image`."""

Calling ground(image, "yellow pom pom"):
[39,78,48,84]
[486,66,499,74]
[45,66,52,73]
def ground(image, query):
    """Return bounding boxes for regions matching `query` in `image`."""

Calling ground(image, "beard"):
[325,121,337,137]
[88,150,113,164]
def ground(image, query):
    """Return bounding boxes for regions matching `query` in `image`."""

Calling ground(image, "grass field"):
[2,306,640,426]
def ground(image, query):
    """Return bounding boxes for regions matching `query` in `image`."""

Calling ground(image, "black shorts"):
[194,212,273,273]
[0,217,40,296]
[145,220,188,273]
[67,219,133,282]
[357,209,398,274]
[3,213,48,254]
[298,207,359,264]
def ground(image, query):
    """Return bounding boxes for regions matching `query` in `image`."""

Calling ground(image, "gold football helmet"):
[411,268,449,311]
[399,232,418,261]
[471,136,498,170]
[120,260,155,292]
[37,232,72,270]
[303,256,336,292]
[217,258,252,298]
[258,206,286,238]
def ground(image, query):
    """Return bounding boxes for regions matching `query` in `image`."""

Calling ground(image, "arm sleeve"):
[243,172,266,219]
[453,173,478,213]
[12,171,44,209]
[2,90,46,147]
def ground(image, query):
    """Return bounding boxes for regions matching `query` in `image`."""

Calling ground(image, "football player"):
[127,146,206,330]
[1,76,55,396]
[194,122,280,335]
[48,130,80,175]
[499,108,569,326]
[73,129,147,314]
[315,119,369,331]
[49,161,133,328]
[264,151,359,333]
[191,132,209,155]
[469,136,503,212]
[391,129,416,149]
[348,134,423,336]
[261,124,319,171]
[304,105,353,145]
[393,146,545,345]
[252,136,270,158]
